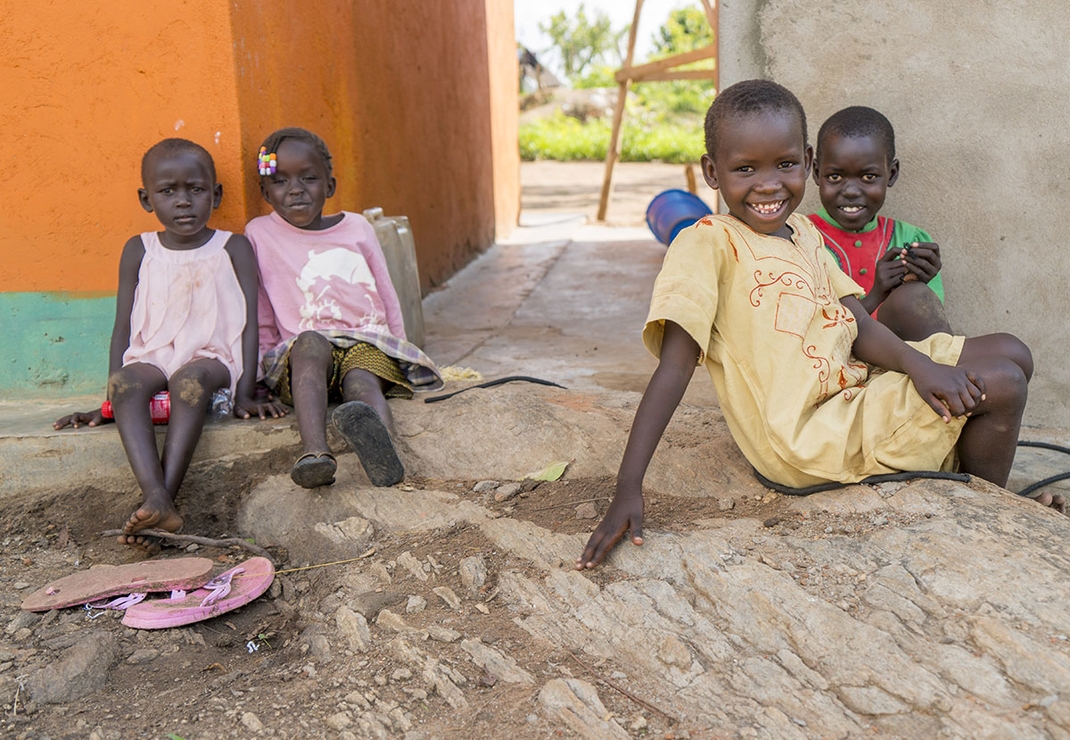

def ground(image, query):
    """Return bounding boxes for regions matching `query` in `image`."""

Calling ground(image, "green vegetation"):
[520,5,715,163]
[519,110,704,164]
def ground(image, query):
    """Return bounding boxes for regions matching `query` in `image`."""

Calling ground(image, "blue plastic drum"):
[645,189,713,246]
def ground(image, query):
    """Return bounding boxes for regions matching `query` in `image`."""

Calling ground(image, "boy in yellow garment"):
[578,80,1058,569]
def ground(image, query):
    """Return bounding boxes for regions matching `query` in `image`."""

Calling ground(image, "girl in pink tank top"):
[54,139,287,550]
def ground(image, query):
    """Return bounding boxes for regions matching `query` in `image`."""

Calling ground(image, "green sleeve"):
[889,220,945,304]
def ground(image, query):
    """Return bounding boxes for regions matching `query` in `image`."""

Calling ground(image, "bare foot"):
[119,501,183,550]
[1034,490,1068,515]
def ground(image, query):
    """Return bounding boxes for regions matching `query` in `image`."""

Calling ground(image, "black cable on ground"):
[423,375,566,403]
[753,469,971,496]
[1015,440,1070,499]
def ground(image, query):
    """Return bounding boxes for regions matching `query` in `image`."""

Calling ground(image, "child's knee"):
[291,331,332,359]
[997,333,1033,381]
[169,368,213,408]
[987,356,1029,410]
[107,369,142,401]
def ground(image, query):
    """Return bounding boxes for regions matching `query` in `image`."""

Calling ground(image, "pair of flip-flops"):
[21,557,274,630]
[290,402,404,488]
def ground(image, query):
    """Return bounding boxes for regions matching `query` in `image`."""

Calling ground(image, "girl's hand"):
[576,484,645,570]
[905,357,985,422]
[233,396,288,420]
[902,241,941,283]
[53,408,110,429]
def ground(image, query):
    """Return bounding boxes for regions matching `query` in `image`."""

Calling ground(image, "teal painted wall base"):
[2,292,114,398]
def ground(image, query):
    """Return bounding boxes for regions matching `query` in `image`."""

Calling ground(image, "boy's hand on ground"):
[576,488,644,570]
[234,396,288,420]
[53,409,109,430]
[871,248,909,302]
[903,242,941,283]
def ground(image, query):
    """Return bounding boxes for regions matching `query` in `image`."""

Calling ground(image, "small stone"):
[125,648,159,665]
[630,714,648,731]
[326,712,352,730]
[763,516,780,527]
[473,480,500,492]
[494,482,523,502]
[405,595,427,614]
[185,544,200,552]
[459,556,488,593]
[575,502,598,519]
[241,712,264,732]
[13,582,31,590]
[428,625,461,642]
[433,586,462,611]
[1040,694,1058,708]
[397,552,429,582]
[391,668,412,681]
[717,498,735,511]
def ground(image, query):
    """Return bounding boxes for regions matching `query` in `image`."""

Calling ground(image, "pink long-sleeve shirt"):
[246,211,406,358]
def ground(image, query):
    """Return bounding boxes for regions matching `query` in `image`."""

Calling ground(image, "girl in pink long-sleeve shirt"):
[246,128,441,489]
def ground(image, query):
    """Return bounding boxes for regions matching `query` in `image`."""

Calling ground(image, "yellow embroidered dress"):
[643,213,966,488]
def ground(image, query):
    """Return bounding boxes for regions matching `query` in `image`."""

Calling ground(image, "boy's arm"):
[577,321,699,569]
[55,235,144,430]
[226,235,286,420]
[843,296,982,421]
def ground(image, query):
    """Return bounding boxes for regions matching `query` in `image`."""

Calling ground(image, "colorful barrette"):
[258,146,277,176]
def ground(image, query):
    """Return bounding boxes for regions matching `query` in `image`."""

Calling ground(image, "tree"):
[652,6,713,56]
[539,4,626,84]
[635,6,715,115]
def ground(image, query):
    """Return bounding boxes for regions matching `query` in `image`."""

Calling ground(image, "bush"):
[519,110,704,164]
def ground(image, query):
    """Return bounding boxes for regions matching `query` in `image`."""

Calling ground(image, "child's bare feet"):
[1030,489,1067,515]
[119,498,183,550]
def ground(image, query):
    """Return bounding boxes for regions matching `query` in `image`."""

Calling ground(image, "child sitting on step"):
[247,127,442,489]
[54,138,284,549]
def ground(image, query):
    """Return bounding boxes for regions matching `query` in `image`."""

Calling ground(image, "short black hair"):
[704,79,807,159]
[258,127,333,178]
[141,138,215,185]
[816,106,896,163]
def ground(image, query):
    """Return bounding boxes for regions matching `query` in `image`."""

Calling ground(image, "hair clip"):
[258,146,277,176]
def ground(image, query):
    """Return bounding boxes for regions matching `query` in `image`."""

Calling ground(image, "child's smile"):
[261,139,339,230]
[701,110,812,239]
[814,132,899,232]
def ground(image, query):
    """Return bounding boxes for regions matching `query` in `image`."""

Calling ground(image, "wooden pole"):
[596,0,643,222]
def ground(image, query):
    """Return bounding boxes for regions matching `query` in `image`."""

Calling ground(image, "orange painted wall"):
[346,1,515,290]
[2,0,518,296]
[2,0,247,293]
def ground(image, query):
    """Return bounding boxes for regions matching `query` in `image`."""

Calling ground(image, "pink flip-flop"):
[21,558,216,612]
[121,557,275,629]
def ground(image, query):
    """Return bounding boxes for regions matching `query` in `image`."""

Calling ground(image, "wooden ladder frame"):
[596,0,718,221]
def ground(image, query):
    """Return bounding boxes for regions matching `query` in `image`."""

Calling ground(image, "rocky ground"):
[3,385,1070,740]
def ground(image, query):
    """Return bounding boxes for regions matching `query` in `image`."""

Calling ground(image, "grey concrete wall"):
[718,0,1069,428]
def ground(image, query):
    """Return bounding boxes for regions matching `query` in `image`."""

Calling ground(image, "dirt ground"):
[0,442,819,740]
